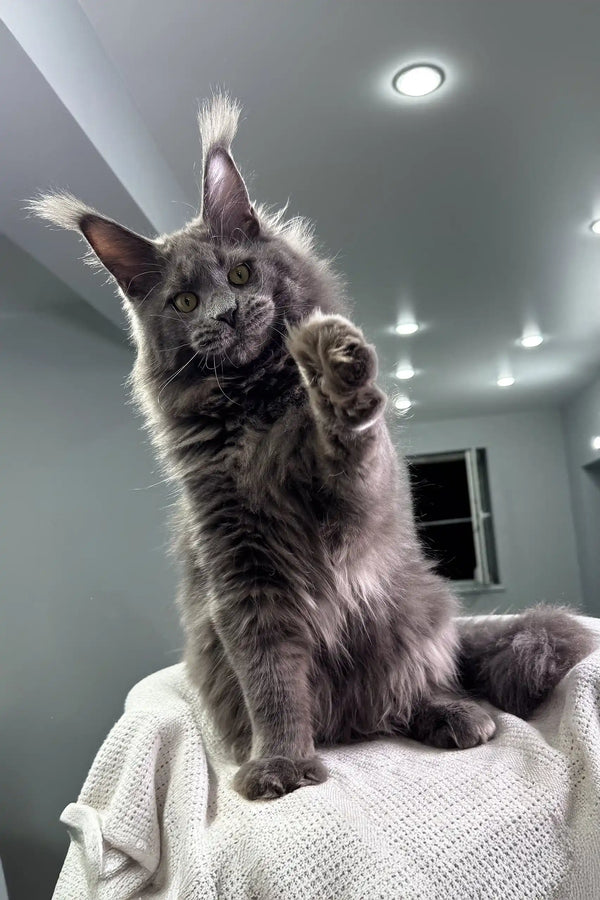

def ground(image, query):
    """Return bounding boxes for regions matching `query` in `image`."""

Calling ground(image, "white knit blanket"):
[53,617,600,900]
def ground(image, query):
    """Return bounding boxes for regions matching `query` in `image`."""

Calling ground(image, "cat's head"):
[31,95,343,377]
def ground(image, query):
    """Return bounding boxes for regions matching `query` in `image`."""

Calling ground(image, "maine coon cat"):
[33,95,596,801]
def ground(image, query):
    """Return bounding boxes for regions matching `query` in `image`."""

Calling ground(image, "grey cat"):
[32,95,596,801]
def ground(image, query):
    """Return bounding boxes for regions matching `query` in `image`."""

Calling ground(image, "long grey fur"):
[31,94,597,800]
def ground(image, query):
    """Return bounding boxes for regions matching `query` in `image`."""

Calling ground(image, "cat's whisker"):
[156,343,193,354]
[223,347,240,370]
[147,313,186,323]
[131,476,173,491]
[269,325,290,343]
[157,350,200,410]
[210,357,240,405]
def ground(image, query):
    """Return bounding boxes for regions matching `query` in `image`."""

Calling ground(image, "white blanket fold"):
[53,617,600,900]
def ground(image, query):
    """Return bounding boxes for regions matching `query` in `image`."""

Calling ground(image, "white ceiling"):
[2,0,600,419]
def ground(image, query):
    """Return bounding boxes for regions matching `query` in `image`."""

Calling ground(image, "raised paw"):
[287,312,378,394]
[232,755,328,801]
[411,699,496,750]
[287,312,386,431]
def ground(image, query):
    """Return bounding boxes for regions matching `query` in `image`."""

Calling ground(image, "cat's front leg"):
[213,608,327,800]
[287,311,386,436]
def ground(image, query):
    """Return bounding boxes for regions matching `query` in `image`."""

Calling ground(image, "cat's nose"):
[213,299,238,328]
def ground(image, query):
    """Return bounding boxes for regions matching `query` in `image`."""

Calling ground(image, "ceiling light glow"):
[592,436,600,451]
[395,365,415,380]
[395,321,419,336]
[393,64,445,97]
[394,395,413,412]
[497,376,515,388]
[520,333,544,348]
[590,220,600,235]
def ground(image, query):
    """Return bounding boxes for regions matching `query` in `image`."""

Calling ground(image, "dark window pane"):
[410,457,471,522]
[419,522,477,581]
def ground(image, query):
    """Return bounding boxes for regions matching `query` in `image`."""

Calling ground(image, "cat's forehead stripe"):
[164,231,220,283]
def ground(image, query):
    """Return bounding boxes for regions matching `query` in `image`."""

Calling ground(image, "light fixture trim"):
[392,64,445,97]
[497,376,515,388]
[395,364,416,380]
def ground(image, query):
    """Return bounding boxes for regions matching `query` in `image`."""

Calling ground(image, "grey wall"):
[562,371,600,616]
[0,237,181,900]
[401,409,583,614]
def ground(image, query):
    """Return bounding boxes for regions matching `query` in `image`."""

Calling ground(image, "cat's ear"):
[78,215,162,300]
[30,192,163,301]
[199,94,259,242]
[202,149,259,242]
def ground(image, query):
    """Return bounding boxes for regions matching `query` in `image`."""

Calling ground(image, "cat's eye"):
[228,263,251,286]
[173,292,198,313]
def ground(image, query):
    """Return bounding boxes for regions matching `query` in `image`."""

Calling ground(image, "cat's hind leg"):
[404,692,496,750]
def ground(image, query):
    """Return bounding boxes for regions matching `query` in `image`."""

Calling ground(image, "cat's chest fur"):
[227,405,361,549]
[174,389,391,645]
[233,406,315,505]
[217,407,393,628]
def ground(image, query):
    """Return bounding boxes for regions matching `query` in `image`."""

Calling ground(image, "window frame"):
[408,448,501,592]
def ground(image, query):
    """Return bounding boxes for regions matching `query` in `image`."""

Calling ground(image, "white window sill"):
[453,582,506,595]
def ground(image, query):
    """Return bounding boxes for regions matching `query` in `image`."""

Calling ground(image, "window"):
[408,449,499,590]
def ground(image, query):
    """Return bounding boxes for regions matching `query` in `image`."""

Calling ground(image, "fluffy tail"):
[458,605,598,719]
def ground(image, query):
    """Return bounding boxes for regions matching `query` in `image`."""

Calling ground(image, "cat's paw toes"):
[233,755,328,801]
[288,312,377,392]
[324,333,377,391]
[298,756,329,785]
[418,702,496,750]
[436,705,496,750]
[337,385,387,431]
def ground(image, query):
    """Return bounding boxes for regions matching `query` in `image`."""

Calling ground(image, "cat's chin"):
[191,336,269,372]
[222,328,277,368]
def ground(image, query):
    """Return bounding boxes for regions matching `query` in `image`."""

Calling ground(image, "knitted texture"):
[53,617,600,900]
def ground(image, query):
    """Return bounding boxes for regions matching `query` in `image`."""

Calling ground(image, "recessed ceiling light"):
[394,395,413,412]
[590,220,600,235]
[497,376,515,388]
[395,321,419,336]
[592,435,600,451]
[392,64,445,97]
[519,333,544,348]
[395,364,415,380]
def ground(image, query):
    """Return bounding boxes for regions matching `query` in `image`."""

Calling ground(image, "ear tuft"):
[198,92,241,159]
[199,94,259,242]
[27,191,96,232]
[30,192,163,301]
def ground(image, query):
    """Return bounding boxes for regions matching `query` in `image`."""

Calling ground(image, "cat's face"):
[125,228,290,372]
